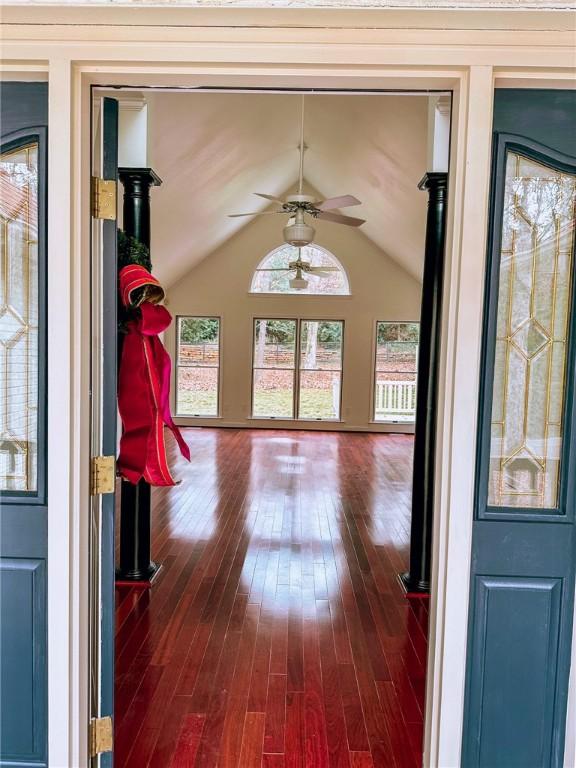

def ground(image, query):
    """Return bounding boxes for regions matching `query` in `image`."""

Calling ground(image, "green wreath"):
[118,229,152,273]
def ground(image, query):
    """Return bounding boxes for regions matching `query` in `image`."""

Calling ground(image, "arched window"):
[250,244,350,295]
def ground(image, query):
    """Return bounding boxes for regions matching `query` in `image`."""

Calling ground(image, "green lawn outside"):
[177,388,338,418]
[177,386,413,422]
[253,388,337,419]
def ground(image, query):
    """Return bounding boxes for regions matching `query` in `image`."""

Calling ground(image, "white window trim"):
[174,314,222,418]
[7,16,570,767]
[372,319,420,425]
[249,242,351,296]
[251,317,345,422]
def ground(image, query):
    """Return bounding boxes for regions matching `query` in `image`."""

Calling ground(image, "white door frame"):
[2,11,574,766]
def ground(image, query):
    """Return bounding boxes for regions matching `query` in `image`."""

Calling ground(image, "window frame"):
[249,243,351,297]
[372,319,420,425]
[251,317,298,420]
[175,314,222,418]
[296,318,345,422]
[0,128,48,504]
[251,316,345,422]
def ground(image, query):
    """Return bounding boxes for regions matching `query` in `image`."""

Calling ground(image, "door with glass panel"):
[0,83,48,768]
[463,90,576,767]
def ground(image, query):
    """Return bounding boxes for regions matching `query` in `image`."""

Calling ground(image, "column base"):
[115,561,162,588]
[399,571,430,598]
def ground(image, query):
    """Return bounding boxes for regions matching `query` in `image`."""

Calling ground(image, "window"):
[486,150,576,508]
[0,141,39,492]
[298,321,343,419]
[373,322,419,423]
[252,319,296,418]
[250,244,350,295]
[176,317,221,417]
[252,319,344,420]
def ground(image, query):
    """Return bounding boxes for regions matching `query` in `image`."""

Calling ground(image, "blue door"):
[90,96,118,767]
[0,83,48,767]
[463,90,576,767]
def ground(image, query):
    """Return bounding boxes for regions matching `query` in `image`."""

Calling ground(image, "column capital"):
[418,171,448,192]
[118,167,163,189]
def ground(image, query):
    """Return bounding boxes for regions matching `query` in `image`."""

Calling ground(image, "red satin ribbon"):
[117,302,190,486]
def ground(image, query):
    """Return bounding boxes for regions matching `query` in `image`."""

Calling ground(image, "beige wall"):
[165,196,423,432]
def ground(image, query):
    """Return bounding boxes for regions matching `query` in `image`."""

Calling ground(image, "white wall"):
[165,196,423,432]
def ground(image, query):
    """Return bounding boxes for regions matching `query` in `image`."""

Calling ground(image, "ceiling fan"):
[229,96,366,246]
[284,249,338,290]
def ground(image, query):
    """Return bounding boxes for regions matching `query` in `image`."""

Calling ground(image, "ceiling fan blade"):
[307,270,332,278]
[228,210,285,218]
[317,211,366,227]
[316,195,361,211]
[306,266,338,272]
[254,193,286,204]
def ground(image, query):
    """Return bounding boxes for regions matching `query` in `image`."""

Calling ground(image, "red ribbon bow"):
[117,302,190,486]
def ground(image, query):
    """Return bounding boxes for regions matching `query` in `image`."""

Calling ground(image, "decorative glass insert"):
[298,320,343,420]
[488,151,576,508]
[176,317,221,416]
[250,244,350,295]
[373,321,419,423]
[252,319,297,418]
[0,142,39,492]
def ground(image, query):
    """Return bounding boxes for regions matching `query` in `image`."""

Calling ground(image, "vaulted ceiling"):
[147,91,430,287]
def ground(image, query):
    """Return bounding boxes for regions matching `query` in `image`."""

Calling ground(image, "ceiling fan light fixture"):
[283,208,315,247]
[289,275,309,291]
[283,220,315,247]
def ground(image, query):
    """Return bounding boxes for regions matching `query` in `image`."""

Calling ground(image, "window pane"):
[178,317,220,367]
[0,142,39,491]
[253,319,296,368]
[176,317,220,416]
[374,372,417,423]
[250,244,350,295]
[298,370,341,420]
[252,369,294,418]
[487,151,576,508]
[299,321,343,370]
[177,367,219,416]
[374,321,419,423]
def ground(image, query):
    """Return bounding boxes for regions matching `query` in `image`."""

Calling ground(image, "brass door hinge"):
[91,176,117,220]
[91,455,116,495]
[89,716,113,757]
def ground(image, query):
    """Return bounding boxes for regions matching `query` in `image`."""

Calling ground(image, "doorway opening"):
[93,87,451,767]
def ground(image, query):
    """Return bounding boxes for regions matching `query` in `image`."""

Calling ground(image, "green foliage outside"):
[257,319,343,345]
[179,317,219,344]
[377,321,419,344]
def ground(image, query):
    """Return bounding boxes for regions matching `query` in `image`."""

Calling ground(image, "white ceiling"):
[146,91,431,286]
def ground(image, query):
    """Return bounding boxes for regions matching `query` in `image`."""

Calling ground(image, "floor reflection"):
[114,428,426,768]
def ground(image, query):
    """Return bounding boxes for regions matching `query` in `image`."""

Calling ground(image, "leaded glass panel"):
[488,151,576,508]
[0,143,39,492]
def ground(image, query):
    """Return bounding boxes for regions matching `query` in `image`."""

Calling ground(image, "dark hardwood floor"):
[114,429,427,768]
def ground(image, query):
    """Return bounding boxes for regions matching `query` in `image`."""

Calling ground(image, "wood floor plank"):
[219,604,261,768]
[171,713,205,768]
[264,673,287,754]
[239,712,266,768]
[114,429,423,768]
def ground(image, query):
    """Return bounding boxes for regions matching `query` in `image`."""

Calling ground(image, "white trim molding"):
[4,0,575,8]
[1,9,574,767]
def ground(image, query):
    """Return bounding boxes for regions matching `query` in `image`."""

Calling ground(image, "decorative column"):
[116,167,162,583]
[401,172,448,595]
